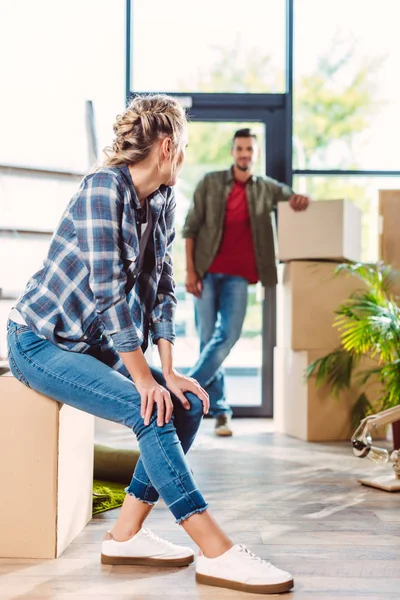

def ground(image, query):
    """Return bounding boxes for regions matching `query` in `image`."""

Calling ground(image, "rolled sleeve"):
[72,171,138,341]
[110,326,142,352]
[151,320,176,345]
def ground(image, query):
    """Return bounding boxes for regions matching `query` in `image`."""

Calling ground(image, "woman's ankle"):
[201,540,233,559]
[105,525,141,542]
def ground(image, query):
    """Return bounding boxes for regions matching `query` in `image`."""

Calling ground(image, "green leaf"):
[305,348,357,395]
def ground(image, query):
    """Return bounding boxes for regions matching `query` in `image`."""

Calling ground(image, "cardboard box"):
[379,190,400,268]
[274,348,382,442]
[278,199,362,262]
[0,375,94,558]
[277,261,366,351]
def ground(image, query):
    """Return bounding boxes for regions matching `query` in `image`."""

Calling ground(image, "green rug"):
[93,480,126,515]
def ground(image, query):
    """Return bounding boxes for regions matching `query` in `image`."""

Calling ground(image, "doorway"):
[152,96,289,417]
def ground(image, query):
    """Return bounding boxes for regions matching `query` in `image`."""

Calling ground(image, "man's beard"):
[235,162,251,172]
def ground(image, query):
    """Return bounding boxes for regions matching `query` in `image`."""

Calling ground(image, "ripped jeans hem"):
[124,488,159,506]
[176,504,209,525]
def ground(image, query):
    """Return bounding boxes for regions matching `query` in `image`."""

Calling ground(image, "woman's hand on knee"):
[164,370,209,415]
[136,377,173,427]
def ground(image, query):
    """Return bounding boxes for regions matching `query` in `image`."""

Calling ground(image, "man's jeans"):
[187,273,248,417]
[7,321,208,523]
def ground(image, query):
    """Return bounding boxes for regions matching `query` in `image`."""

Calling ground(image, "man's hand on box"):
[289,194,310,212]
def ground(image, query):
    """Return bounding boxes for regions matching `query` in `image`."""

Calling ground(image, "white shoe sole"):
[101,553,194,567]
[196,572,294,594]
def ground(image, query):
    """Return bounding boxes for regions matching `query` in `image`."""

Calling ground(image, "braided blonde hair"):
[103,94,187,172]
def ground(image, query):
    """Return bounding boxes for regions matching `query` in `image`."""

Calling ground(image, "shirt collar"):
[121,165,167,211]
[121,165,142,211]
[226,166,257,185]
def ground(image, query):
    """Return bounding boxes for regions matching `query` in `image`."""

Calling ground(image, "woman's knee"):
[134,408,176,440]
[184,393,204,422]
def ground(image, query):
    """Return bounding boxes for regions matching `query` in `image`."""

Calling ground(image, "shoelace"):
[141,528,177,548]
[238,544,272,568]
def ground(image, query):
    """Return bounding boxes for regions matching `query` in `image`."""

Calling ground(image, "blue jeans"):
[187,273,248,417]
[7,321,208,523]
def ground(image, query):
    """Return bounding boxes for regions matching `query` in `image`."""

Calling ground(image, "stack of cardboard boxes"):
[379,190,400,297]
[274,199,368,442]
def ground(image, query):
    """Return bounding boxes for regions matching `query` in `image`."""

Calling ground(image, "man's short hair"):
[233,128,258,142]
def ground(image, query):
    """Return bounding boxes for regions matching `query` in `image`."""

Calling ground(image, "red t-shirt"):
[208,180,259,284]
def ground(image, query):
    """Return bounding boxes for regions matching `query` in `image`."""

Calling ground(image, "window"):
[131,0,286,93]
[294,0,400,171]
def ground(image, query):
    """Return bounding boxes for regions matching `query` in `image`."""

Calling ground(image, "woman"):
[7,94,293,595]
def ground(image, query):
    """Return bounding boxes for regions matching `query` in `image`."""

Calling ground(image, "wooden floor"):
[1,419,400,599]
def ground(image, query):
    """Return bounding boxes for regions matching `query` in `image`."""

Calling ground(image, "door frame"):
[179,97,289,417]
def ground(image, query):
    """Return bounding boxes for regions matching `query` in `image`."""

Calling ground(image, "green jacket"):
[182,168,293,286]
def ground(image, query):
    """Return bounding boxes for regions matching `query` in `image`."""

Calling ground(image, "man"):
[183,128,310,436]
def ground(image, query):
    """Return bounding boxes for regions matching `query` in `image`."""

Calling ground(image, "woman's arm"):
[120,339,209,427]
[73,172,175,426]
[156,338,209,414]
[72,171,140,353]
[157,337,174,378]
[120,347,173,427]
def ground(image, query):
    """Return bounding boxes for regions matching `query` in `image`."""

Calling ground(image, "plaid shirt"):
[17,166,176,364]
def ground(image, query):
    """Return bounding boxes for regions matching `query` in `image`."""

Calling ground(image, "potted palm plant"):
[306,262,400,449]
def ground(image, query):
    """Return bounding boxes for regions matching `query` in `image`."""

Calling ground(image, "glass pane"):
[152,121,265,407]
[293,175,400,262]
[132,0,286,93]
[294,0,400,170]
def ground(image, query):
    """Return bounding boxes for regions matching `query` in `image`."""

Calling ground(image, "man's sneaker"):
[101,528,194,567]
[196,544,294,594]
[215,414,233,437]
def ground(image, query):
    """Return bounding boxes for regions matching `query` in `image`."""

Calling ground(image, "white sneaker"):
[101,528,195,567]
[196,544,294,594]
